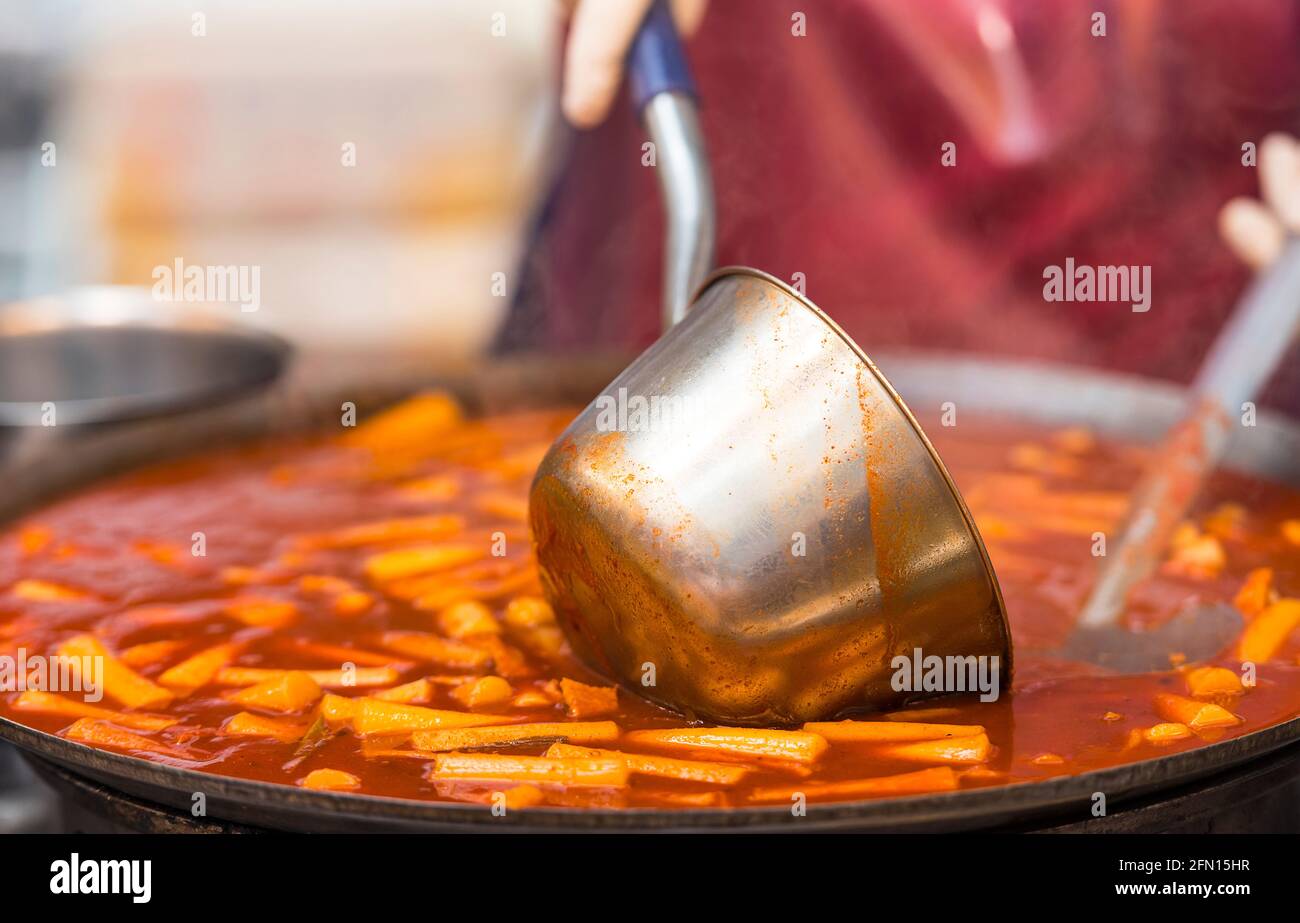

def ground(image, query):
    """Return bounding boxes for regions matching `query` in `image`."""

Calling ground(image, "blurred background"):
[1,0,1298,380]
[0,0,556,362]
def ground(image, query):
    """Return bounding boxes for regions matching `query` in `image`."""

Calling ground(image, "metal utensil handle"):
[1075,403,1229,628]
[628,0,697,107]
[1193,237,1300,414]
[1077,238,1300,629]
[627,0,715,330]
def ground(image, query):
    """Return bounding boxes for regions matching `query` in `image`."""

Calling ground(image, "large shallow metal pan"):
[1,353,1298,832]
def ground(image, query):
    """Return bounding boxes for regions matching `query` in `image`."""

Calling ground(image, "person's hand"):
[1219,133,1300,269]
[559,0,707,128]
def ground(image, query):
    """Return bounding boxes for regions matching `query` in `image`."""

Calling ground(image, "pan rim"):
[4,711,1298,831]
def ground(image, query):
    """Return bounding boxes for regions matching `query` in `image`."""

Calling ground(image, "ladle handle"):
[627,0,716,331]
[628,0,698,110]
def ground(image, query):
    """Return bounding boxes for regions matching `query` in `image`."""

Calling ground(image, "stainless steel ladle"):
[529,2,1010,725]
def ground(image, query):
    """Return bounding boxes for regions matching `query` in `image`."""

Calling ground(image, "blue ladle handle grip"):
[628,0,698,110]
[624,0,713,329]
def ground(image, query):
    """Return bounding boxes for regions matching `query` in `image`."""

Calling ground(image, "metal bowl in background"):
[0,287,290,430]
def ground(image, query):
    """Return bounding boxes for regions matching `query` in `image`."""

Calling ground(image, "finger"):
[1219,196,1286,270]
[670,0,709,36]
[563,0,655,128]
[561,0,704,32]
[1259,132,1300,233]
